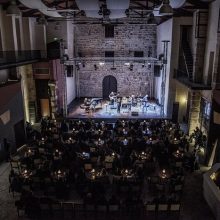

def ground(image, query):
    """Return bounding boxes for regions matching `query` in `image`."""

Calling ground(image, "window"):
[105,51,114,57]
[134,51,144,57]
[105,51,114,62]
[105,25,114,38]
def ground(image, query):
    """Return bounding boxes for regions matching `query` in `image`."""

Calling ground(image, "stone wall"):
[75,23,156,97]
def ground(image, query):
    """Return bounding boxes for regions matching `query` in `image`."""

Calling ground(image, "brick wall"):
[75,23,157,97]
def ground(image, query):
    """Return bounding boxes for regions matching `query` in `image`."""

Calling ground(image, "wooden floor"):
[67,98,163,120]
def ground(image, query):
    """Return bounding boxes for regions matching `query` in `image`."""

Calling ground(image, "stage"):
[67,98,162,119]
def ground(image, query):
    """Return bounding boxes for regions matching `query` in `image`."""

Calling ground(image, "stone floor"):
[0,161,215,220]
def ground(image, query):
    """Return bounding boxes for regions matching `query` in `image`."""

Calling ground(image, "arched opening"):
[102,75,117,99]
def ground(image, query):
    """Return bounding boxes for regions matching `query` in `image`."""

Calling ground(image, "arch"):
[102,75,117,99]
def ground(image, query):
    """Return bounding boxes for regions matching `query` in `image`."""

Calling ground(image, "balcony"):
[0,50,42,69]
[174,69,212,90]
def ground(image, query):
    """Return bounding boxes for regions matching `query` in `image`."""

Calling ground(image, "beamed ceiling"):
[0,0,211,24]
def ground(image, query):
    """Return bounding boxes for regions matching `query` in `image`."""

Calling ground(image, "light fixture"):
[6,0,21,17]
[99,62,105,66]
[159,0,173,15]
[147,13,157,25]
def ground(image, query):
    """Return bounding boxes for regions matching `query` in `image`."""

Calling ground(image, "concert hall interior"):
[0,0,220,220]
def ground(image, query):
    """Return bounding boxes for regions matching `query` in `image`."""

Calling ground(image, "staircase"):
[182,41,193,82]
[28,101,36,123]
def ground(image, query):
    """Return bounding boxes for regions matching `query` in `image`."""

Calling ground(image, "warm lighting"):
[177,150,180,154]
[58,170,61,174]
[24,169,27,174]
[142,151,145,155]
[210,173,216,180]
[162,169,166,174]
[112,152,115,156]
[125,169,128,174]
[91,169,95,173]
[200,147,205,155]
[6,0,21,16]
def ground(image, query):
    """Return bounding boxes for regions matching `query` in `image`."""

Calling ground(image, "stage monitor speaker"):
[172,102,179,123]
[131,111,139,116]
[66,65,73,77]
[154,65,161,77]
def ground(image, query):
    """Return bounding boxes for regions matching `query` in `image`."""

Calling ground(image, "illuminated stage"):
[67,98,162,119]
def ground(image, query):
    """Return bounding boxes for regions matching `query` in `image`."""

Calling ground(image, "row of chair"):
[17,200,181,219]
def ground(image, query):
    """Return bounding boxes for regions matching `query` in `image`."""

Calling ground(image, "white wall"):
[66,73,76,105]
[203,0,220,88]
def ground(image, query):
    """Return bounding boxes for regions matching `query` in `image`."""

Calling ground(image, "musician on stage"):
[109,91,117,105]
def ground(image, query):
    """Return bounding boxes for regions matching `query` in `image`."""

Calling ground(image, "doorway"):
[102,75,117,99]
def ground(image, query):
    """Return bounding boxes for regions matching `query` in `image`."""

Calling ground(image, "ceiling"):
[0,0,211,24]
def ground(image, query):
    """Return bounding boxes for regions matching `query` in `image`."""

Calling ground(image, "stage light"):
[99,62,105,66]
[159,0,173,15]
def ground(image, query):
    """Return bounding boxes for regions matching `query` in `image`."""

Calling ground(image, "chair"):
[10,161,20,172]
[105,162,113,169]
[97,205,107,219]
[63,202,74,218]
[158,204,168,219]
[145,204,156,219]
[170,203,181,219]
[174,184,183,193]
[40,202,51,218]
[74,203,84,219]
[175,162,183,168]
[84,204,96,218]
[84,163,92,171]
[51,202,62,218]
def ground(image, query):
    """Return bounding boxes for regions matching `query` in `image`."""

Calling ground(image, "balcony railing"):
[174,69,212,90]
[0,50,42,67]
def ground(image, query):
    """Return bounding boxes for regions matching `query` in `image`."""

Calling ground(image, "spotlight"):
[94,64,98,71]
[6,0,21,16]
[159,0,173,15]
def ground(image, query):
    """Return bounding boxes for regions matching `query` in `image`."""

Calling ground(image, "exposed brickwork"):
[75,24,157,97]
